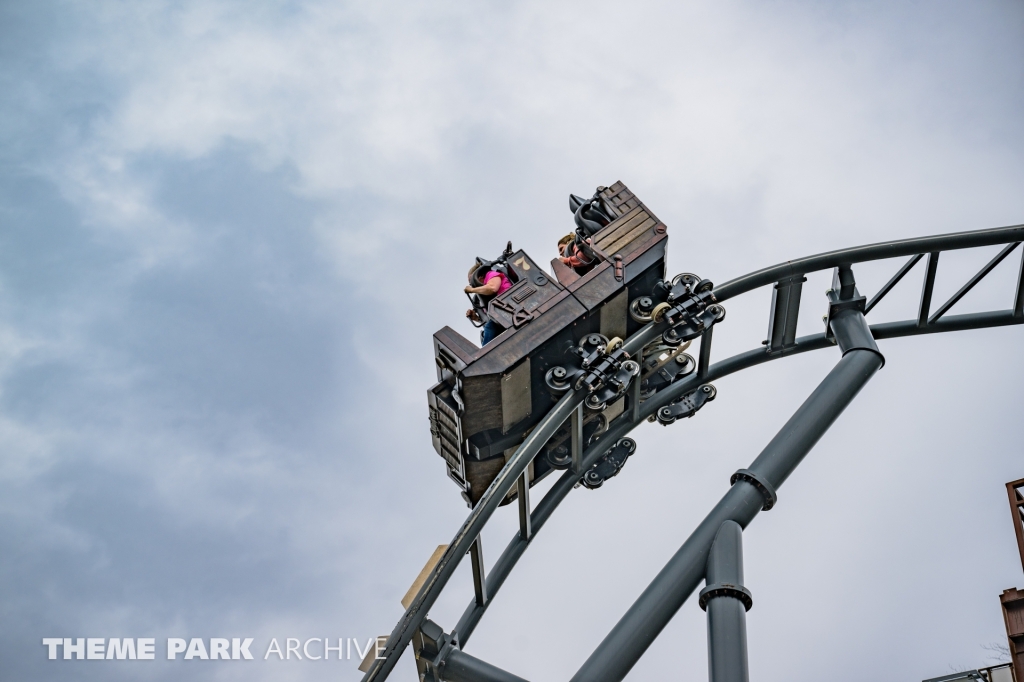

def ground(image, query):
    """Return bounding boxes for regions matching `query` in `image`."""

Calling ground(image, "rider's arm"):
[464,274,504,296]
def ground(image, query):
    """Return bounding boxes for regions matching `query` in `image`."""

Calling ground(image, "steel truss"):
[362,223,1024,682]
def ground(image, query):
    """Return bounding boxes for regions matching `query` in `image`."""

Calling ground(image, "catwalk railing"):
[361,222,1024,682]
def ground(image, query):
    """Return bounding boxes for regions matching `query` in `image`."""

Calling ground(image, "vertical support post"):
[701,521,750,682]
[570,306,883,682]
[517,471,532,542]
[698,327,714,378]
[918,252,940,326]
[571,403,584,474]
[834,265,856,300]
[1015,247,1024,318]
[766,276,805,354]
[631,368,642,422]
[470,537,487,607]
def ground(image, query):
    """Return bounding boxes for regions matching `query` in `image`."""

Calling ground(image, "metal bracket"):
[581,438,636,490]
[570,403,583,474]
[698,583,753,612]
[645,273,724,350]
[570,335,641,410]
[640,352,695,397]
[766,275,806,354]
[517,470,531,541]
[824,266,867,340]
[662,302,725,347]
[655,274,725,348]
[411,618,453,681]
[419,620,528,682]
[730,469,777,511]
[824,292,867,332]
[656,384,717,425]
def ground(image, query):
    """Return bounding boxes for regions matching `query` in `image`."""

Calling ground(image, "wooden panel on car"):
[461,373,503,435]
[571,264,624,312]
[488,274,563,330]
[600,181,641,216]
[550,257,581,287]
[466,292,587,377]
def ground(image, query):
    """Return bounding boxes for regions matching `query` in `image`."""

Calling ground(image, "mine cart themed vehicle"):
[427,182,723,507]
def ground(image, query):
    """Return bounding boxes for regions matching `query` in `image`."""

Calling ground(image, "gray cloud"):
[0,1,1022,681]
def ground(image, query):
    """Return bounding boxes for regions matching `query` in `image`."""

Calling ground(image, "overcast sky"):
[1,1,1023,681]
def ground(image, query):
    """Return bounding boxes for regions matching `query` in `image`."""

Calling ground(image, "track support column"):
[570,278,883,682]
[439,649,530,682]
[700,521,751,682]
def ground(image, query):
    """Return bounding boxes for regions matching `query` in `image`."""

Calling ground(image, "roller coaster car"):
[428,182,674,507]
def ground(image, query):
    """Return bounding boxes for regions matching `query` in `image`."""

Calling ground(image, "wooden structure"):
[1002,478,1024,682]
[1001,587,1024,682]
[427,182,670,505]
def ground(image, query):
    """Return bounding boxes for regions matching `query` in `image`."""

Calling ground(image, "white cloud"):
[2,1,1023,680]
[29,1,1019,289]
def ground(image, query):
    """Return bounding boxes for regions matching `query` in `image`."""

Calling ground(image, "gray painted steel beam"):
[715,223,1024,302]
[703,520,750,682]
[517,471,531,541]
[470,538,487,607]
[631,369,642,422]
[918,252,940,327]
[698,326,713,378]
[452,308,1023,649]
[440,649,530,682]
[373,225,1024,682]
[1015,248,1024,318]
[634,224,1024,357]
[361,390,584,682]
[570,341,883,681]
[766,276,805,353]
[929,242,1019,323]
[568,470,765,682]
[873,309,1023,338]
[571,403,584,473]
[865,253,923,314]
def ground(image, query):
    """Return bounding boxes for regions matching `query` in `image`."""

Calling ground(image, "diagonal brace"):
[865,253,924,314]
[929,242,1020,323]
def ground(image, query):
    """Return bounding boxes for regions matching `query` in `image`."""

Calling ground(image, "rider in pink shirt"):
[483,271,511,295]
[465,269,512,345]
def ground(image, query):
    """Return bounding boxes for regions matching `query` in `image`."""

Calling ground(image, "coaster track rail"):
[362,222,1024,682]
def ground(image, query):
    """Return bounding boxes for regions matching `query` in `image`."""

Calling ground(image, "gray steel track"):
[361,223,1024,682]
